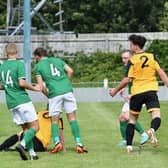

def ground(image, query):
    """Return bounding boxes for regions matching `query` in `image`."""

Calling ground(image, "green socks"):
[120,121,128,140]
[119,121,145,141]
[135,122,144,134]
[26,140,34,151]
[21,128,36,147]
[51,123,60,144]
[70,120,81,144]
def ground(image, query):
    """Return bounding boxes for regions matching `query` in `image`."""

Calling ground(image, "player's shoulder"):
[0,60,3,65]
[15,60,25,68]
[142,52,154,57]
[50,57,65,65]
[49,57,62,61]
[132,52,153,61]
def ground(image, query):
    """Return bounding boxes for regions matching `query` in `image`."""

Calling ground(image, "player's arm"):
[64,64,73,80]
[109,60,131,97]
[154,55,168,86]
[19,78,41,91]
[36,76,49,97]
[0,81,3,90]
[109,77,130,97]
[157,68,168,87]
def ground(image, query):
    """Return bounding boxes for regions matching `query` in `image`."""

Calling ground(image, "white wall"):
[0,87,167,103]
[1,32,168,59]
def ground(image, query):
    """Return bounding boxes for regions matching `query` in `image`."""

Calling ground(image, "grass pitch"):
[0,101,168,168]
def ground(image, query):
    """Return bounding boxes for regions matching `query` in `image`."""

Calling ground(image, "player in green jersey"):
[0,43,41,160]
[33,47,87,154]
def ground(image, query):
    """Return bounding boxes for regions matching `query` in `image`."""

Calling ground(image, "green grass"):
[0,101,168,168]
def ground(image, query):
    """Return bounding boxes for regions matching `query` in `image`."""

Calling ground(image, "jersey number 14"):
[1,70,14,87]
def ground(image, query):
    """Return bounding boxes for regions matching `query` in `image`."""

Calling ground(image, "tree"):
[158,2,168,31]
[31,0,167,33]
[0,0,167,33]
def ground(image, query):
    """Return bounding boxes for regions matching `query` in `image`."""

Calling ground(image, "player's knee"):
[151,110,160,119]
[119,114,128,122]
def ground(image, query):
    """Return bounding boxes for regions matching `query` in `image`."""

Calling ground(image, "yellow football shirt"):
[36,110,51,149]
[36,110,63,148]
[127,52,160,95]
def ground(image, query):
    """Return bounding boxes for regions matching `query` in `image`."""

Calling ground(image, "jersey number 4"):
[50,64,60,77]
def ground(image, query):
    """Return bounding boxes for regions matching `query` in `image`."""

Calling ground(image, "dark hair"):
[33,47,47,57]
[128,34,146,49]
[122,49,133,56]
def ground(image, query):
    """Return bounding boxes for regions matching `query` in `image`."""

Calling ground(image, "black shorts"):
[130,91,160,115]
[21,133,46,152]
[33,137,46,152]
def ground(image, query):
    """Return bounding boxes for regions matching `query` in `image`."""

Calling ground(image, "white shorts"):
[121,102,129,113]
[49,92,77,117]
[9,102,38,125]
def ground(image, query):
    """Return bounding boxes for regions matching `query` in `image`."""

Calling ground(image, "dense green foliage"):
[0,0,168,33]
[158,2,168,31]
[64,51,123,82]
[32,0,168,33]
[148,40,168,73]
[32,50,124,84]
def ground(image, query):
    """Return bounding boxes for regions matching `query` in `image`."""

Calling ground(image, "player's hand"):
[109,88,117,97]
[33,84,41,91]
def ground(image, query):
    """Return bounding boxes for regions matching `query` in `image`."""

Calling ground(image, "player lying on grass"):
[0,110,65,152]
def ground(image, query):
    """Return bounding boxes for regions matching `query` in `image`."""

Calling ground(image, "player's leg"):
[135,122,149,145]
[64,92,87,153]
[49,96,63,154]
[50,114,63,153]
[126,94,142,153]
[14,102,39,160]
[146,91,161,148]
[66,112,87,153]
[148,110,161,147]
[58,117,66,151]
[117,109,129,146]
[0,134,19,151]
[126,113,137,153]
[24,120,39,160]
[32,136,46,152]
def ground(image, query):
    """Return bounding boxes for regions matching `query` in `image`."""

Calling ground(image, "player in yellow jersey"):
[0,109,65,152]
[116,50,148,147]
[109,34,168,153]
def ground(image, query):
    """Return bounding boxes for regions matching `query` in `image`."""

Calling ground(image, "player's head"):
[121,50,132,66]
[5,43,17,58]
[128,34,146,53]
[33,47,47,62]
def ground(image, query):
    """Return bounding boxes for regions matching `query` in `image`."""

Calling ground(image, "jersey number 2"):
[140,55,149,68]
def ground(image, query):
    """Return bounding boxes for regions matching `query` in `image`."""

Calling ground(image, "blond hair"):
[5,43,17,56]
